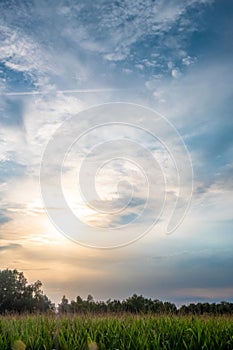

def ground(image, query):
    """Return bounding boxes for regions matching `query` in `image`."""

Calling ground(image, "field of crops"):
[0,314,233,350]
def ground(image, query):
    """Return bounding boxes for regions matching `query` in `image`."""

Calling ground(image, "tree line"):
[1,269,233,315]
[58,294,233,316]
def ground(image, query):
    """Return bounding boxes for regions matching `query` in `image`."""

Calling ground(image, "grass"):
[0,314,233,350]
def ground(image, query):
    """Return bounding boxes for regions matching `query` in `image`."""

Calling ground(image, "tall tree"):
[0,269,54,314]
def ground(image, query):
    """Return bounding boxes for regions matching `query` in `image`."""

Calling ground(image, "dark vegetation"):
[1,269,233,349]
[0,269,53,314]
[58,294,233,316]
[1,269,233,316]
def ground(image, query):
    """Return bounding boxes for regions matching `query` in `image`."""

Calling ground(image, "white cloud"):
[182,56,196,66]
[171,68,181,78]
[0,24,53,77]
[147,59,233,126]
[0,0,214,94]
[1,0,232,304]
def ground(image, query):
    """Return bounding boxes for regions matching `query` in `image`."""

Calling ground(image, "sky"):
[0,0,233,305]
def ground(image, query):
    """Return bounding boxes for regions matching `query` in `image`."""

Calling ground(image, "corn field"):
[0,314,233,350]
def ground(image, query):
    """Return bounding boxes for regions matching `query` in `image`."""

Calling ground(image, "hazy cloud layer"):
[0,0,233,304]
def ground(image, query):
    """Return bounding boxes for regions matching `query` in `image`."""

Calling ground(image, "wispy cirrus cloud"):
[0,0,214,93]
[0,0,233,304]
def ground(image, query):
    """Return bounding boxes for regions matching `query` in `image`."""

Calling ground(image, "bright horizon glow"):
[0,0,233,305]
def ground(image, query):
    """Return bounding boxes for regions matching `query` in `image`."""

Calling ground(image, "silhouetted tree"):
[57,293,233,316]
[58,295,70,314]
[0,269,54,314]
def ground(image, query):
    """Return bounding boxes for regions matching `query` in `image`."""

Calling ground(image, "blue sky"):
[0,0,233,305]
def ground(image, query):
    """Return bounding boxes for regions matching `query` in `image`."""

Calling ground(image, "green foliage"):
[0,315,232,350]
[58,294,178,315]
[0,269,54,314]
[58,293,233,316]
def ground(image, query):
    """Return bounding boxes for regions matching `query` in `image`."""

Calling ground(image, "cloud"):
[0,243,21,251]
[0,23,54,79]
[0,0,215,94]
[145,58,233,200]
[0,97,25,128]
[0,209,12,225]
[0,0,232,304]
[0,160,27,182]
[171,68,181,78]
